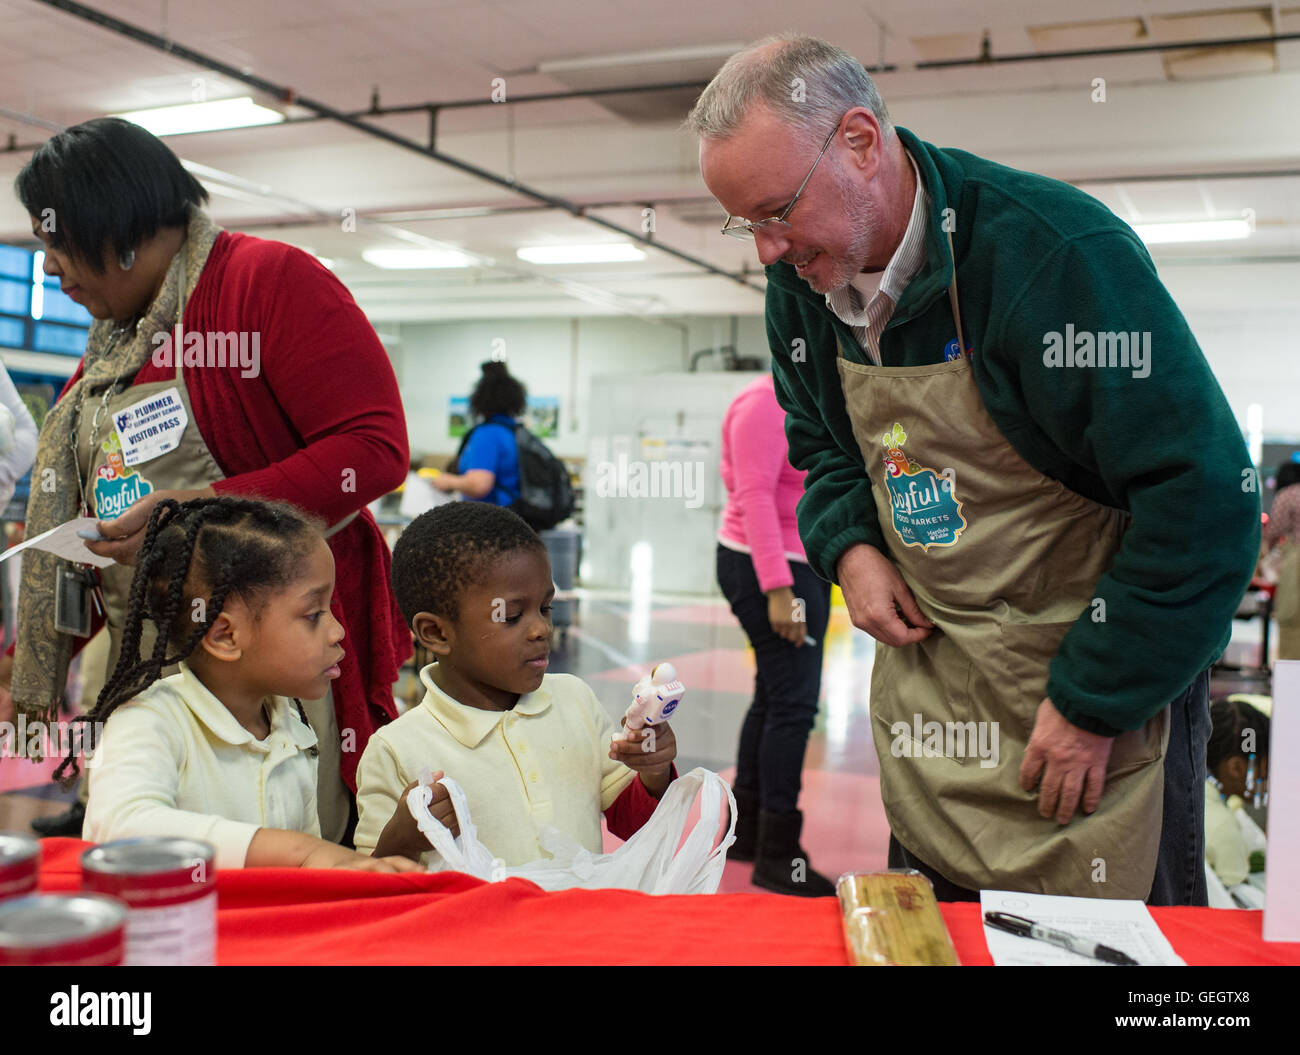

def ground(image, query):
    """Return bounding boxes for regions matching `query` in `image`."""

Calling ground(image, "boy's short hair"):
[392,501,546,624]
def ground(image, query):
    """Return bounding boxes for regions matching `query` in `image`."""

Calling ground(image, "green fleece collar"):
[764,126,959,326]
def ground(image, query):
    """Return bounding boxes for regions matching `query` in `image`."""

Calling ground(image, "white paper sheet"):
[1264,661,1299,941]
[980,890,1185,966]
[0,517,115,569]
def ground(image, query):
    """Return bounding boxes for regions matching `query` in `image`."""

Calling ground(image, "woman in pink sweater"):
[717,373,833,897]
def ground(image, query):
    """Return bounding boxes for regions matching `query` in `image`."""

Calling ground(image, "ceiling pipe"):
[159,29,1300,132]
[32,0,765,296]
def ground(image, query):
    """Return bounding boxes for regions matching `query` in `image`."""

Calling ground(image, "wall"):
[389,314,768,459]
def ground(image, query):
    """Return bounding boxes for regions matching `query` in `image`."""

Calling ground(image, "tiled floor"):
[0,589,1282,899]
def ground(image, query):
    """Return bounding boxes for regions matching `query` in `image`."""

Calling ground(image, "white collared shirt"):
[353,666,637,867]
[84,662,320,868]
[824,150,930,364]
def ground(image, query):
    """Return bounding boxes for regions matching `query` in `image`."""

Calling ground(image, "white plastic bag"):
[407,766,736,894]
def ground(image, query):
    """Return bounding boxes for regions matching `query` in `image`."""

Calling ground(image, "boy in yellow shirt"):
[355,502,677,867]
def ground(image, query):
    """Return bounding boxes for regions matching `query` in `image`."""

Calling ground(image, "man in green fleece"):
[689,35,1260,905]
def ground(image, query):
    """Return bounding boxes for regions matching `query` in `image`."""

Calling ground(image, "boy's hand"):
[373,770,460,862]
[610,722,676,798]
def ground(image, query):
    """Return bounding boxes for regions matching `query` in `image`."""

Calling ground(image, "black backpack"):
[454,421,575,531]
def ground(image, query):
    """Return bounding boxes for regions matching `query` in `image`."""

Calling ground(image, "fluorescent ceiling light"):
[517,244,646,264]
[1130,218,1251,245]
[112,97,284,136]
[539,43,743,73]
[362,248,473,269]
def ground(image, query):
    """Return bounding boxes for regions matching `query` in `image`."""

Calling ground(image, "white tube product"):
[618,662,685,738]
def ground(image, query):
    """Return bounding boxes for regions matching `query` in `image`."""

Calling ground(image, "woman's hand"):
[85,486,217,566]
[766,585,806,646]
[434,470,495,499]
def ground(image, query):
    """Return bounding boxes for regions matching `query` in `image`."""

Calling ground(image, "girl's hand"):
[300,843,421,872]
[347,854,424,874]
[87,486,217,566]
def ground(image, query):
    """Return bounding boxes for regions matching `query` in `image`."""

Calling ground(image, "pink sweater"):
[718,374,809,592]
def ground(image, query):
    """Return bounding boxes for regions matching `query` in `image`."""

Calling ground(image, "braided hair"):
[56,496,323,783]
[1207,698,1271,773]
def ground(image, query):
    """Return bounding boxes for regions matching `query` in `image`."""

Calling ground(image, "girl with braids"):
[79,496,418,873]
[1205,698,1270,888]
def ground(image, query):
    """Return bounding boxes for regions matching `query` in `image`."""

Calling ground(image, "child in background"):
[1205,698,1270,887]
[76,497,418,873]
[355,502,676,866]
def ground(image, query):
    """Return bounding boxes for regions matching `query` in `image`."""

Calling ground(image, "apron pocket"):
[989,620,1075,744]
[1105,708,1166,775]
[994,620,1165,776]
[870,630,990,769]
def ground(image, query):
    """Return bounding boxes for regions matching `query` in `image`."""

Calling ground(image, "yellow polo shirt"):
[354,666,637,867]
[84,662,320,869]
[1204,780,1250,887]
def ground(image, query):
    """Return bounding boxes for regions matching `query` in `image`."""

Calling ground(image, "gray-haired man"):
[687,35,1258,904]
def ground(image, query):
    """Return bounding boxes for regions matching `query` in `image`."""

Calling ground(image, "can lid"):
[82,837,215,874]
[0,894,126,947]
[0,832,40,864]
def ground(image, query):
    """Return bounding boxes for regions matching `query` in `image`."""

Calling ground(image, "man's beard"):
[793,168,878,295]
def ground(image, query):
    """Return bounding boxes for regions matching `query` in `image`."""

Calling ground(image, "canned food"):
[0,893,126,966]
[82,838,216,967]
[0,832,40,902]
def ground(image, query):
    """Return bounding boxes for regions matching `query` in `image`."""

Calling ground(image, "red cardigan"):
[59,231,412,790]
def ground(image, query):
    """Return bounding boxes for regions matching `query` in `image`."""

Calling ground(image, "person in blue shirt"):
[435,361,523,506]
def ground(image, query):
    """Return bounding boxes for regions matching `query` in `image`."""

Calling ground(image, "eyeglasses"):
[720,121,840,239]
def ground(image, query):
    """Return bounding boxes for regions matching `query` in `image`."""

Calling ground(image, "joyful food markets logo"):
[880,423,966,549]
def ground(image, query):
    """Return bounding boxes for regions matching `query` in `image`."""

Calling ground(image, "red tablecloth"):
[33,839,1300,966]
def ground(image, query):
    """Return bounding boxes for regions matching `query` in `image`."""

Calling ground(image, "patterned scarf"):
[12,209,221,720]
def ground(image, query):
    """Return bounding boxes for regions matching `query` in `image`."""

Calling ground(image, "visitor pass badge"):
[113,387,188,467]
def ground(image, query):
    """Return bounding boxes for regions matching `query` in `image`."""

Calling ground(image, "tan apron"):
[75,257,225,675]
[73,256,352,842]
[835,259,1168,898]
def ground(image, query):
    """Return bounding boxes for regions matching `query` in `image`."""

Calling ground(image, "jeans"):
[716,545,831,814]
[889,670,1212,906]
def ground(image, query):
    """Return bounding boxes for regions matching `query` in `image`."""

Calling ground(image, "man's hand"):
[374,771,458,862]
[1019,698,1116,824]
[835,543,934,647]
[611,722,676,797]
[766,585,806,646]
[86,486,217,566]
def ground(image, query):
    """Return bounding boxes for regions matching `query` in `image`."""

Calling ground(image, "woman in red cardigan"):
[1,118,411,843]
